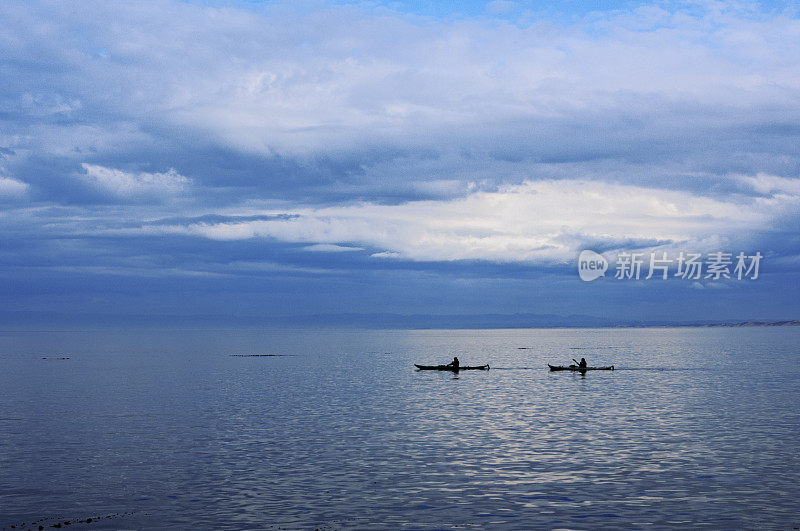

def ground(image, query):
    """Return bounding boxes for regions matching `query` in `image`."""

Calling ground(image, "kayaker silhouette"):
[573,357,587,369]
[448,356,460,370]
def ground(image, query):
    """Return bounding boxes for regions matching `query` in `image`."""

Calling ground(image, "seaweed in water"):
[230,354,287,357]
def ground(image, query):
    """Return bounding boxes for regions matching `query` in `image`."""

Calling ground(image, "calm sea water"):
[1,327,798,529]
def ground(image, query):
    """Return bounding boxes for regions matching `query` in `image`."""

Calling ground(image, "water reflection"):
[0,328,798,529]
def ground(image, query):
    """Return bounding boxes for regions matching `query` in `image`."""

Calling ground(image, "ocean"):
[1,327,798,529]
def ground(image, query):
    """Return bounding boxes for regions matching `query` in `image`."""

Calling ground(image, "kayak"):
[415,364,490,371]
[548,364,614,371]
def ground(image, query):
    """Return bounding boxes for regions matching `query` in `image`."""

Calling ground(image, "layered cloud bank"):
[1,0,799,200]
[138,178,797,263]
[1,0,799,321]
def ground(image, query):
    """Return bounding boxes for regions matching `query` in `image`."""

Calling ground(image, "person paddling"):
[448,356,460,370]
[573,357,587,369]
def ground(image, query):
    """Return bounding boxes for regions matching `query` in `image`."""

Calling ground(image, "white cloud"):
[6,1,800,160]
[79,164,191,199]
[303,243,363,252]
[17,92,82,117]
[141,178,799,263]
[738,173,800,196]
[0,176,29,196]
[226,260,339,274]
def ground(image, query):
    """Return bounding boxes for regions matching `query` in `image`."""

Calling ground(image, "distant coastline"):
[686,320,800,328]
[1,311,798,330]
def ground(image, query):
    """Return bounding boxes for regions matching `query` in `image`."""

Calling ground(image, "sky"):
[1,0,799,327]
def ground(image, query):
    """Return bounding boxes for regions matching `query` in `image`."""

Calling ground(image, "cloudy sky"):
[2,0,799,326]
